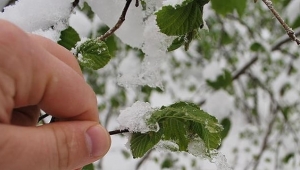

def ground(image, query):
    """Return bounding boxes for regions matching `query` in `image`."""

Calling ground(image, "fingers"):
[0,19,98,122]
[11,105,40,126]
[29,34,83,76]
[0,20,111,169]
[0,121,111,170]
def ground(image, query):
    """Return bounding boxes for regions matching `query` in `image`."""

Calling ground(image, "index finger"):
[0,20,98,122]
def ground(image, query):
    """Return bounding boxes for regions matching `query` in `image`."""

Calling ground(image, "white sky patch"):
[202,90,234,120]
[69,9,92,38]
[117,101,158,133]
[285,0,300,24]
[202,60,226,81]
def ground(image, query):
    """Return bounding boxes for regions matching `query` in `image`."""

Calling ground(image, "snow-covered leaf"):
[75,39,111,70]
[130,102,222,158]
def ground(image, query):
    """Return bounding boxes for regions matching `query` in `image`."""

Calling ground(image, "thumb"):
[0,121,111,170]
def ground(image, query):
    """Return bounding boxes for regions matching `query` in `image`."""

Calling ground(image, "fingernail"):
[85,125,110,157]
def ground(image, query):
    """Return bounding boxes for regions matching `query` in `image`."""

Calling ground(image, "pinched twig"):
[109,129,129,135]
[261,0,300,45]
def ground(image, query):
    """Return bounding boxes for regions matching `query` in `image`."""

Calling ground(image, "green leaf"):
[168,36,185,51]
[82,163,94,170]
[206,69,232,90]
[292,16,300,28]
[168,30,197,51]
[162,118,189,150]
[76,39,112,70]
[220,117,231,140]
[234,0,247,16]
[80,2,95,20]
[161,157,175,168]
[210,0,234,15]
[282,153,294,163]
[130,102,222,158]
[211,0,246,16]
[156,1,206,36]
[130,131,162,158]
[58,26,80,50]
[250,42,265,52]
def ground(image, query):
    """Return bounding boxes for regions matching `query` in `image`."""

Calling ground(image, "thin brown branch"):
[72,0,79,9]
[38,114,49,122]
[135,0,139,7]
[261,0,300,46]
[252,115,277,170]
[136,150,152,170]
[232,56,258,80]
[272,28,300,51]
[98,0,133,41]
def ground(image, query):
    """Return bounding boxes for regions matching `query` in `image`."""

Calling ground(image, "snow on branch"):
[262,0,300,45]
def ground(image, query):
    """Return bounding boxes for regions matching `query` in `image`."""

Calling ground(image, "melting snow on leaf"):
[117,101,159,133]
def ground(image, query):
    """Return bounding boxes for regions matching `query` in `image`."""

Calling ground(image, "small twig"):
[98,0,133,41]
[109,129,129,135]
[50,116,57,123]
[261,0,300,45]
[272,28,300,51]
[232,56,258,80]
[72,0,79,8]
[252,115,277,170]
[135,0,139,7]
[136,150,152,170]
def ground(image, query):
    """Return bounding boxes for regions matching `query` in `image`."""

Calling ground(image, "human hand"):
[0,20,111,170]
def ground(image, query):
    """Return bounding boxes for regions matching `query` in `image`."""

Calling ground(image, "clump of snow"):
[117,15,174,88]
[32,28,61,42]
[154,140,179,152]
[187,138,206,158]
[71,37,89,56]
[117,101,159,133]
[187,138,232,170]
[212,152,233,170]
[86,0,174,88]
[163,0,186,7]
[0,0,73,41]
